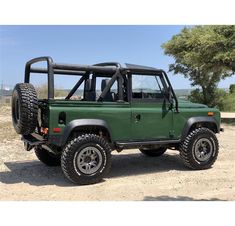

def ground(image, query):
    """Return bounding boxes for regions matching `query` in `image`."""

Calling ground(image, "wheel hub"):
[84,156,92,163]
[194,138,213,162]
[75,146,102,175]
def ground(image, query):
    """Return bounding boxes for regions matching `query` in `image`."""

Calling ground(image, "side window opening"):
[132,74,165,100]
[55,75,84,100]
[95,76,118,102]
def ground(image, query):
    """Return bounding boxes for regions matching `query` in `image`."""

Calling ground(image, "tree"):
[162,25,235,107]
[230,84,235,94]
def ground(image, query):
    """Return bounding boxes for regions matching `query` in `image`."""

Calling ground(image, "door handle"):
[135,114,141,122]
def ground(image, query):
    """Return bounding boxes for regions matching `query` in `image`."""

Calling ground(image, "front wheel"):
[139,147,167,157]
[61,134,112,185]
[180,128,219,170]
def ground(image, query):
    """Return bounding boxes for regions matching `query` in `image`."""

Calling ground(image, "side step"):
[116,139,180,149]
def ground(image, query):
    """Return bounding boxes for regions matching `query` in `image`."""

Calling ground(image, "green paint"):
[47,99,220,142]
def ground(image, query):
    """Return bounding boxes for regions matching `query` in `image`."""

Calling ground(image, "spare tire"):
[12,83,38,135]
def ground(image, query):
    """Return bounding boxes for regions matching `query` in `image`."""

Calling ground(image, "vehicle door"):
[130,73,174,140]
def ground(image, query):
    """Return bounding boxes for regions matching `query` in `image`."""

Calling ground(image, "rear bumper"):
[21,133,45,151]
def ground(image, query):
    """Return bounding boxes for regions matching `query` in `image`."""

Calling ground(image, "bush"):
[229,84,235,94]
[188,89,205,105]
[189,88,221,108]
[219,93,235,111]
[189,88,235,112]
[35,84,67,99]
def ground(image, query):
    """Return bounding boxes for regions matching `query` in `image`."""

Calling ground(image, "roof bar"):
[93,62,121,67]
[30,67,87,76]
[25,56,54,99]
[53,63,117,74]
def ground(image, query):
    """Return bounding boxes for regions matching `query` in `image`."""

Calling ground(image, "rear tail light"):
[53,127,61,133]
[41,127,48,134]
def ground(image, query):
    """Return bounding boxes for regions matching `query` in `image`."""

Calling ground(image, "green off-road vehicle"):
[12,56,222,185]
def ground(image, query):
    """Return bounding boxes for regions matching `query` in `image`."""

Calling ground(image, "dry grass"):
[0,103,235,200]
[0,105,19,141]
[0,104,11,114]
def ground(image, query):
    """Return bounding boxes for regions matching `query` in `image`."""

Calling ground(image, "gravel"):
[0,106,234,200]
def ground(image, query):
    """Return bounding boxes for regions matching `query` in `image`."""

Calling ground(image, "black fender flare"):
[181,116,219,141]
[60,119,112,146]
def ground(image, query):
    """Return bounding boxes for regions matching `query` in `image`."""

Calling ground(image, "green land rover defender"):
[11,57,222,185]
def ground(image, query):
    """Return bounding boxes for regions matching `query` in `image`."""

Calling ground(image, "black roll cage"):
[24,56,178,112]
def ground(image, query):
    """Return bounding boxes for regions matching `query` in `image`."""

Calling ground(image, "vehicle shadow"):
[108,152,187,178]
[143,196,226,201]
[0,161,72,187]
[0,151,187,187]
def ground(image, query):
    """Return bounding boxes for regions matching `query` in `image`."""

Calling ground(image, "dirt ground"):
[0,105,234,201]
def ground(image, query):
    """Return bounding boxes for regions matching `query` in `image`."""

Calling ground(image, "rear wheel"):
[35,145,61,166]
[61,134,112,185]
[139,147,167,157]
[180,128,219,170]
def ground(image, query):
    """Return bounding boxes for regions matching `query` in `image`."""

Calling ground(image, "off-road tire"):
[12,83,38,135]
[61,134,112,185]
[35,146,61,166]
[139,147,167,157]
[180,127,219,170]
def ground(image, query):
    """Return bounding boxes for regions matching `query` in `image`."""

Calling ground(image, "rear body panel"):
[47,100,131,141]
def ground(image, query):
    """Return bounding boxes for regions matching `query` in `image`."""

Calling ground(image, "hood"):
[178,100,208,108]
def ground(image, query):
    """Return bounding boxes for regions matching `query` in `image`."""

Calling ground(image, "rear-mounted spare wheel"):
[12,83,38,135]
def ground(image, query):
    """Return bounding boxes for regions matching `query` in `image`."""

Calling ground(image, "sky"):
[0,25,234,90]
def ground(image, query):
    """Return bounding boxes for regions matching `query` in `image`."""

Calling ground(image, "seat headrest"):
[101,79,111,91]
[85,79,92,91]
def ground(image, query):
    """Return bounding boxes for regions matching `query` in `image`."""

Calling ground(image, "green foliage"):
[229,84,235,94]
[162,25,235,107]
[216,91,235,112]
[188,89,204,104]
[189,88,235,111]
[35,84,67,99]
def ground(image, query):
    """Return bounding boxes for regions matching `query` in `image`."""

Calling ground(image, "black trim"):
[121,68,162,75]
[53,63,117,74]
[30,67,87,76]
[161,70,179,113]
[25,56,54,99]
[97,69,122,102]
[65,73,88,99]
[116,139,180,149]
[24,56,177,106]
[181,116,219,140]
[22,134,45,146]
[93,62,121,67]
[54,119,112,146]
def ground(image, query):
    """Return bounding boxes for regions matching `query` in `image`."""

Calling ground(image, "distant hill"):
[0,88,230,100]
[0,89,12,96]
[174,89,192,100]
